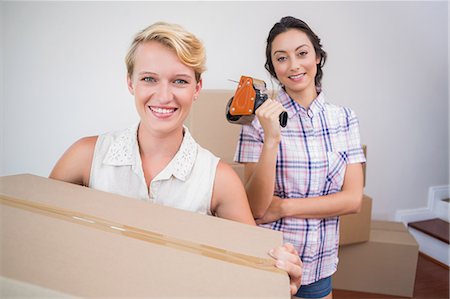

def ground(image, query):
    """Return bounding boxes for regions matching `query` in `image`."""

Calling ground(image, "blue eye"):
[142,77,156,82]
[174,79,188,84]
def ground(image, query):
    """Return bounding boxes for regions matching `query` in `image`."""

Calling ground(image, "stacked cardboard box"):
[333,221,419,297]
[0,174,290,298]
[189,90,419,297]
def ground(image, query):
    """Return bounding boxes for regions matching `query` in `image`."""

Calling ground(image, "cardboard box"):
[333,220,419,297]
[371,219,408,232]
[339,194,372,245]
[0,174,289,298]
[187,90,238,164]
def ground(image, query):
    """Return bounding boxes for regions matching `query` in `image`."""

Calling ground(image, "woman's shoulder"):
[320,94,358,119]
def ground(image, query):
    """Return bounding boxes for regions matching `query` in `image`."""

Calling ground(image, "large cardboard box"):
[339,194,372,245]
[0,174,290,298]
[333,220,419,297]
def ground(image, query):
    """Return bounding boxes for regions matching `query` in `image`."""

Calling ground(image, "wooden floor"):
[333,253,449,299]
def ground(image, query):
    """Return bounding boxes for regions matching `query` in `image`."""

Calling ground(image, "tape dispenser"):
[225,76,287,127]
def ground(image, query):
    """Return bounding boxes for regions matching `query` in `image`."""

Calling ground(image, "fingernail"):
[276,260,285,268]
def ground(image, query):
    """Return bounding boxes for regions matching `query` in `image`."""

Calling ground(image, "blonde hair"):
[125,22,206,82]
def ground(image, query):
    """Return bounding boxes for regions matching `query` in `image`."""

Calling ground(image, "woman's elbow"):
[251,206,267,220]
[348,192,363,214]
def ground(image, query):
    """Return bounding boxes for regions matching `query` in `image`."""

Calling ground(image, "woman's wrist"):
[281,198,293,218]
[263,137,280,150]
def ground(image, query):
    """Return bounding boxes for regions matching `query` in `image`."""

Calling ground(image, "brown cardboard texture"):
[371,219,407,232]
[334,221,419,297]
[187,90,238,164]
[0,174,290,298]
[339,194,372,245]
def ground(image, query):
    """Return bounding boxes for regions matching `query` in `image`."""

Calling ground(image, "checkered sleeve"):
[344,108,366,164]
[234,120,264,163]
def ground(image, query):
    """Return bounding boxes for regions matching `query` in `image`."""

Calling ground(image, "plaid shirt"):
[234,90,366,285]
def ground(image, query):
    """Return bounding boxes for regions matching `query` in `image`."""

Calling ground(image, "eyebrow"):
[137,71,157,76]
[273,44,309,55]
[137,71,193,79]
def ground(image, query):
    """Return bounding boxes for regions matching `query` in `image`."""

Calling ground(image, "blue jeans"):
[295,276,332,298]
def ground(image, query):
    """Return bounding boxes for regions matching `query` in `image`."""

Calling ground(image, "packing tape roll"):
[0,195,284,274]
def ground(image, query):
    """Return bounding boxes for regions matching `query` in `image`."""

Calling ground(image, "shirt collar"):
[103,123,197,181]
[278,88,326,119]
[103,123,138,166]
[157,126,197,181]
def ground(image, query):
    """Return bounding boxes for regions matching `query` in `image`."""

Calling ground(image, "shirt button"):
[307,109,314,118]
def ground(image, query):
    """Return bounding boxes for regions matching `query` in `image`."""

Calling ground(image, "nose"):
[289,56,301,71]
[154,81,173,104]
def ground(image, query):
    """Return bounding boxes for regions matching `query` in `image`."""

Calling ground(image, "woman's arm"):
[243,100,286,218]
[256,163,364,224]
[49,136,97,186]
[210,160,256,225]
[210,160,302,294]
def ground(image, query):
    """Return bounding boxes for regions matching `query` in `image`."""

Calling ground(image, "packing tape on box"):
[0,195,284,274]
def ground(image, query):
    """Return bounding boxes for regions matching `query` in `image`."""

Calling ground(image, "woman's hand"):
[269,243,302,295]
[255,99,286,145]
[255,196,284,224]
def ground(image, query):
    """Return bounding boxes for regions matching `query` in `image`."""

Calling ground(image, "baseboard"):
[395,185,449,223]
[395,207,435,224]
[429,185,450,222]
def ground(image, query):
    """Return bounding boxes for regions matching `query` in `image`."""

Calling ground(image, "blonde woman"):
[50,21,302,294]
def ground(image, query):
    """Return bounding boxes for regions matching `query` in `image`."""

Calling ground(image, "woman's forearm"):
[281,189,363,219]
[281,163,364,219]
[245,141,279,218]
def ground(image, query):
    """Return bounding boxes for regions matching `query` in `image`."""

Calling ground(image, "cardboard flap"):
[370,229,419,247]
[0,174,282,258]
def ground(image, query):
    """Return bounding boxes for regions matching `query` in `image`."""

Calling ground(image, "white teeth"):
[289,74,304,79]
[150,107,175,114]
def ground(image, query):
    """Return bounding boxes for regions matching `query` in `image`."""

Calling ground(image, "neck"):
[287,86,318,110]
[137,124,184,159]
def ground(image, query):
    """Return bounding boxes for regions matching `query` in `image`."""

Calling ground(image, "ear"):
[193,79,202,101]
[316,55,321,66]
[127,74,135,95]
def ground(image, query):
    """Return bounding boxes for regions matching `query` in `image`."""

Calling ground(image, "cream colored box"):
[334,220,419,297]
[339,194,372,245]
[0,174,289,298]
[187,90,238,164]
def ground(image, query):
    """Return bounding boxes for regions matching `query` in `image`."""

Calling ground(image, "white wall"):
[2,1,448,220]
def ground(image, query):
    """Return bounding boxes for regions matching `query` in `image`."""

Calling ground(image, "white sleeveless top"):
[89,123,220,215]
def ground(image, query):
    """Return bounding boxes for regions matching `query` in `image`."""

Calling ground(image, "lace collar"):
[103,123,198,181]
